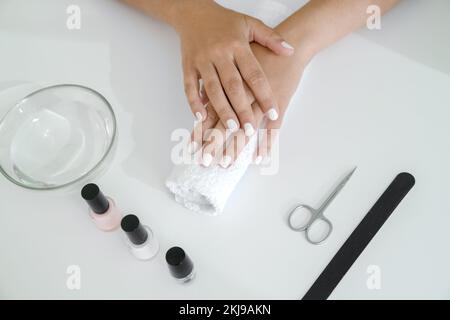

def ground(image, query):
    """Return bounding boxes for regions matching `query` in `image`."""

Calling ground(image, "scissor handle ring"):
[305,216,333,245]
[288,204,317,231]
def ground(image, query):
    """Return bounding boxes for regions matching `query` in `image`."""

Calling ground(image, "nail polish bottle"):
[121,214,159,261]
[81,183,122,231]
[166,247,195,283]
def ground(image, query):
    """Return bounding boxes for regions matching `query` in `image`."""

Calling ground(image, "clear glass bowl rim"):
[0,83,117,191]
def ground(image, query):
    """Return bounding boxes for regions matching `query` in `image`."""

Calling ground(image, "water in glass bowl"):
[0,84,117,190]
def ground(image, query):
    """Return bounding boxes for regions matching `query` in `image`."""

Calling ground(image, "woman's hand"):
[169,0,294,135]
[190,42,310,167]
[123,0,399,167]
[186,0,401,167]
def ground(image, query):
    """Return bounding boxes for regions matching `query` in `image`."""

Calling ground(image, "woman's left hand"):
[189,42,311,167]
[170,0,294,135]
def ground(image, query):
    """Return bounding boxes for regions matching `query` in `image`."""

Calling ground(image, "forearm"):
[277,0,400,62]
[121,0,185,25]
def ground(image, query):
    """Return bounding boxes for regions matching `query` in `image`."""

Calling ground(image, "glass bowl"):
[0,84,117,190]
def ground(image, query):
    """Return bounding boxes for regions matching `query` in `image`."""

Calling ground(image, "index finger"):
[235,49,279,121]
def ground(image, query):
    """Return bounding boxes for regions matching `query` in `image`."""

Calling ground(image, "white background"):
[0,0,449,299]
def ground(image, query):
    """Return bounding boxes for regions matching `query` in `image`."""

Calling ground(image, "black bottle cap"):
[166,247,194,279]
[81,183,110,214]
[121,214,148,245]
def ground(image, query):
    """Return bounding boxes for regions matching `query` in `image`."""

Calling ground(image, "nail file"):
[302,172,416,300]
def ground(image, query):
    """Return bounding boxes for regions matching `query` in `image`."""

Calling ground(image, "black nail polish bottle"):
[166,247,195,283]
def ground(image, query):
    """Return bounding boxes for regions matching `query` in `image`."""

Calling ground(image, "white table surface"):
[0,0,449,299]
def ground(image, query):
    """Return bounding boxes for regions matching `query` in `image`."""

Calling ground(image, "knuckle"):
[247,69,265,86]
[225,77,243,94]
[208,44,227,58]
[194,56,207,66]
[229,40,244,50]
[205,80,221,96]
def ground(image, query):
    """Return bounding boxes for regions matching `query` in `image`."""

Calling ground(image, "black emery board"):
[302,172,415,300]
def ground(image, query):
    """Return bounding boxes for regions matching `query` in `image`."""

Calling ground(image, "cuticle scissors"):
[288,167,357,245]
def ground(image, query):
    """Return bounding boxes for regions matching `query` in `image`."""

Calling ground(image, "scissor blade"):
[342,166,357,184]
[318,167,357,212]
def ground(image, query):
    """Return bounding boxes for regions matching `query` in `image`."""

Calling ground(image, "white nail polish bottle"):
[121,214,159,261]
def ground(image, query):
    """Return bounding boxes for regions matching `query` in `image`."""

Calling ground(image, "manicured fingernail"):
[187,141,199,154]
[202,153,213,167]
[244,123,255,137]
[281,41,294,50]
[226,119,239,132]
[195,112,203,122]
[220,155,232,168]
[266,108,279,121]
[254,156,263,165]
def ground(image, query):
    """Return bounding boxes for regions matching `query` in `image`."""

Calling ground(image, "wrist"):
[165,0,214,32]
[274,6,327,66]
[162,0,185,28]
[276,25,316,66]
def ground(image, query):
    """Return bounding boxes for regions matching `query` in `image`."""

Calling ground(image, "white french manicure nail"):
[266,108,279,121]
[254,156,263,165]
[281,41,294,50]
[202,153,213,167]
[220,155,232,168]
[188,141,199,154]
[195,112,203,122]
[226,119,239,132]
[244,123,255,137]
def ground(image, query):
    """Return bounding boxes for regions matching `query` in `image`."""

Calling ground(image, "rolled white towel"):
[166,136,257,215]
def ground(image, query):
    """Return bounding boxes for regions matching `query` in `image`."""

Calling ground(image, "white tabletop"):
[0,0,449,299]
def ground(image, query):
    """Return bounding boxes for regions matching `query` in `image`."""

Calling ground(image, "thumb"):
[248,18,295,56]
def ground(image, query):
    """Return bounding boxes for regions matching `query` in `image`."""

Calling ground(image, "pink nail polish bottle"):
[81,183,122,231]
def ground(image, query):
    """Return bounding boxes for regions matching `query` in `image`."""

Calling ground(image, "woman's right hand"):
[169,0,294,136]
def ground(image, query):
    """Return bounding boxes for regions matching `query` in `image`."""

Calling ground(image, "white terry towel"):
[166,136,257,215]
